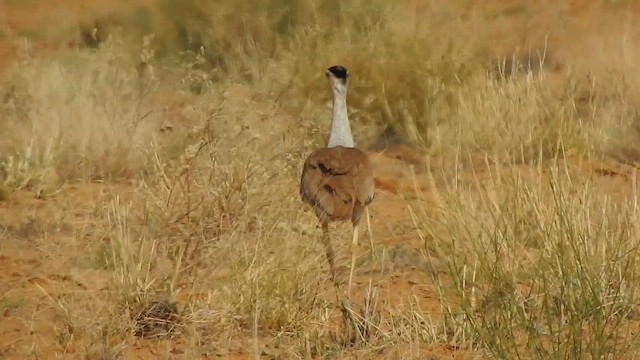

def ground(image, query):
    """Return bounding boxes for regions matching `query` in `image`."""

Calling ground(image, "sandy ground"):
[1,0,640,359]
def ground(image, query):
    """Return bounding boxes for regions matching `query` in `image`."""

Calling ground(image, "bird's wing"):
[300,146,375,222]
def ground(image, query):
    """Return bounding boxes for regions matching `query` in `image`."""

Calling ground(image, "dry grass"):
[415,160,640,358]
[2,0,640,359]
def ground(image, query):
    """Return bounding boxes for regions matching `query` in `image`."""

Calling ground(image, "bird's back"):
[300,146,374,224]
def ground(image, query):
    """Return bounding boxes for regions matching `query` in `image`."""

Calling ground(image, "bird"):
[300,65,375,298]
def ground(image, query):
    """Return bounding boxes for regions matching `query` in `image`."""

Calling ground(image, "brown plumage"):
[300,146,374,225]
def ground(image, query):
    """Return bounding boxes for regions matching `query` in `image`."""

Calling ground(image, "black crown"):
[327,65,348,80]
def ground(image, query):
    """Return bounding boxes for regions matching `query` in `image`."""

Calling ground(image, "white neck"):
[327,88,354,148]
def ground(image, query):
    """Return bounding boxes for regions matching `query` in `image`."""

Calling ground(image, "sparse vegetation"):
[2,0,640,359]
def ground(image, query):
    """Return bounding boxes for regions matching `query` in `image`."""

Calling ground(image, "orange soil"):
[1,0,640,359]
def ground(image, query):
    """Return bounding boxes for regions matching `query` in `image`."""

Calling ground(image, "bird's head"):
[325,65,348,95]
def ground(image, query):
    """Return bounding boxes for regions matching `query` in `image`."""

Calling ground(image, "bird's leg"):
[347,224,359,298]
[365,207,374,254]
[323,223,358,344]
[321,222,340,291]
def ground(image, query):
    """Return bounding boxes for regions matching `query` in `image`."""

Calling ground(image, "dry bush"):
[141,0,636,164]
[566,24,640,165]
[77,85,339,355]
[415,161,640,359]
[3,0,635,175]
[0,36,164,195]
